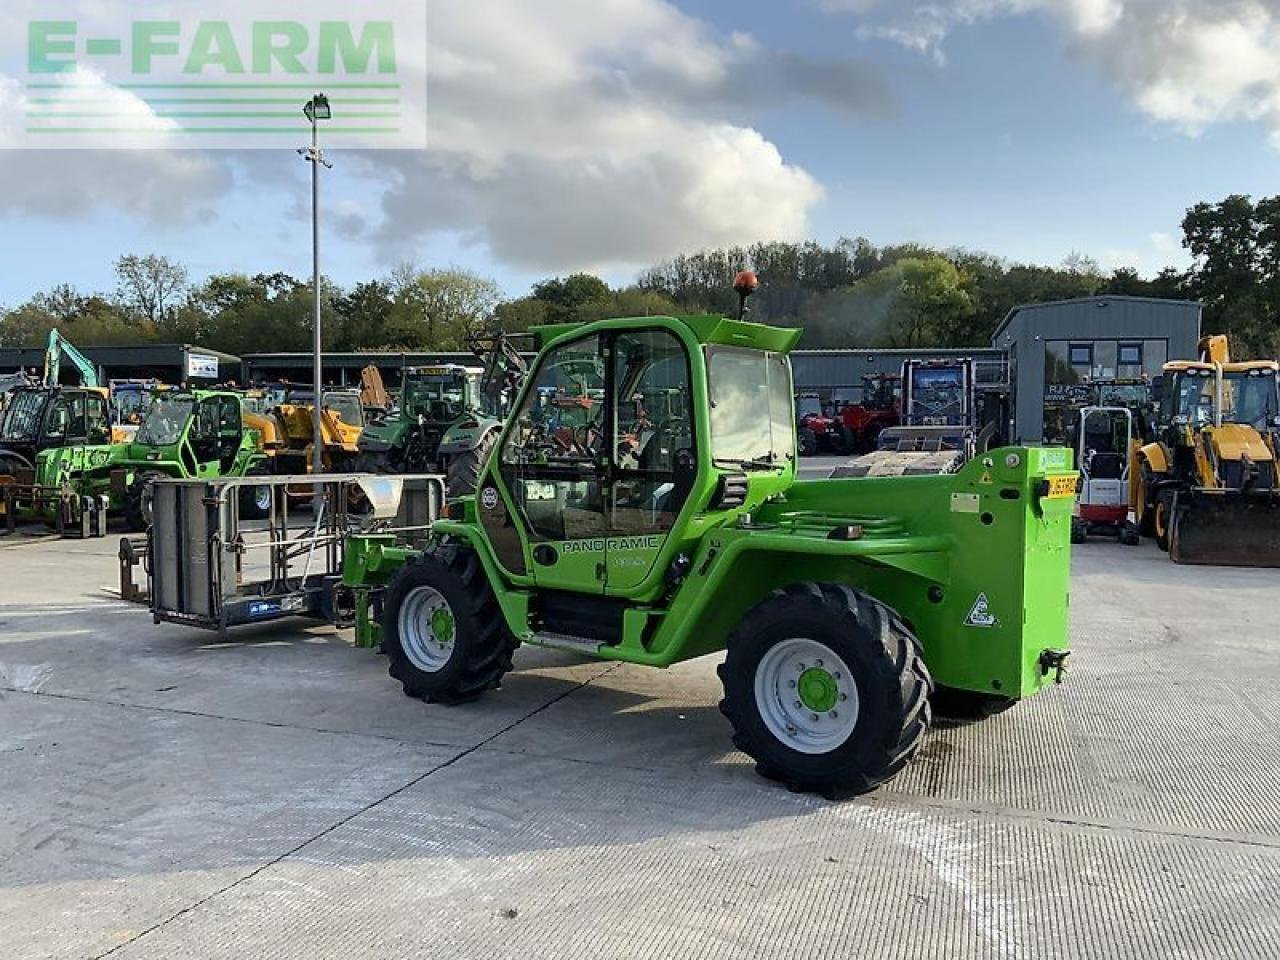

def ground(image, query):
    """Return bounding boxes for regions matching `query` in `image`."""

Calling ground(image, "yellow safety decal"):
[1044,475,1077,499]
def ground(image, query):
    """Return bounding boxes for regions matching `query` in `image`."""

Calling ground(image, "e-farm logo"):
[9,1,426,149]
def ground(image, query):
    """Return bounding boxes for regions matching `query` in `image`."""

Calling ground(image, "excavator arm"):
[43,329,100,388]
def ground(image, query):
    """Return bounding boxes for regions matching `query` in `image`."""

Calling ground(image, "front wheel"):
[444,430,498,499]
[718,583,932,799]
[380,542,519,704]
[124,470,166,532]
[239,468,272,520]
[797,428,818,457]
[1154,492,1174,552]
[1137,464,1163,537]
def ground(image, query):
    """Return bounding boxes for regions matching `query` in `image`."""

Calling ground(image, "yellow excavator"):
[1134,335,1280,565]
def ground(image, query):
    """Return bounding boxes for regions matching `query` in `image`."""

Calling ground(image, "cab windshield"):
[114,390,151,425]
[910,368,966,422]
[405,374,468,417]
[795,396,823,419]
[136,396,194,446]
[1223,370,1279,428]
[707,347,795,467]
[324,393,364,428]
[1,390,45,442]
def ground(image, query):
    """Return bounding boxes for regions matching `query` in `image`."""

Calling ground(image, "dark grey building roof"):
[992,295,1202,344]
[0,342,239,372]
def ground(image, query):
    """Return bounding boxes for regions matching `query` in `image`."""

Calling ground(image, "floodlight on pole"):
[300,94,332,481]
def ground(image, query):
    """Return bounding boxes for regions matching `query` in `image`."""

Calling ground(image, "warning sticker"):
[964,593,998,628]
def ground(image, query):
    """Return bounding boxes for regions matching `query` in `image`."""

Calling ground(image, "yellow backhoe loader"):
[1134,335,1280,566]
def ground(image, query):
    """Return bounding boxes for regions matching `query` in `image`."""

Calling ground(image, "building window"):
[1118,343,1142,366]
[1068,343,1093,367]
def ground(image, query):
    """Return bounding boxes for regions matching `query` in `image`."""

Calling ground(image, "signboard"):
[1044,383,1093,404]
[187,353,221,380]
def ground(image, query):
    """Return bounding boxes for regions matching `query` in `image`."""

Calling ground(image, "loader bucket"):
[1170,490,1280,567]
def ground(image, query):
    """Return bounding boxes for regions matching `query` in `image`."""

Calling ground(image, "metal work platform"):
[146,474,444,635]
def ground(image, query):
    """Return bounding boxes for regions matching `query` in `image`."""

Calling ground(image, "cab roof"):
[533,314,802,355]
[1166,360,1279,373]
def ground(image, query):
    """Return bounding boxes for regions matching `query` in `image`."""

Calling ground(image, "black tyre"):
[124,470,166,532]
[1119,521,1141,546]
[380,542,519,704]
[351,451,391,475]
[834,425,855,456]
[1154,491,1174,552]
[929,685,1016,728]
[238,467,272,520]
[1137,464,1161,537]
[1070,517,1088,544]
[798,428,818,457]
[0,451,32,481]
[402,432,435,474]
[718,583,932,799]
[445,430,498,498]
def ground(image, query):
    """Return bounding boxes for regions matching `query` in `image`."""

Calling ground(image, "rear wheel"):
[1120,520,1141,546]
[718,583,932,799]
[1070,517,1088,544]
[380,542,519,704]
[445,430,498,499]
[124,470,166,532]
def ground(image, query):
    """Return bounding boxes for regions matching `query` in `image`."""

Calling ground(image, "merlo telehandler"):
[343,277,1076,798]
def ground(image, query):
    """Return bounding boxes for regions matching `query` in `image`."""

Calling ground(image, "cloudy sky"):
[3,0,1280,305]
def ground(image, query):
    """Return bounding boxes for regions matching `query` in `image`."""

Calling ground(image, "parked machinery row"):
[0,331,533,533]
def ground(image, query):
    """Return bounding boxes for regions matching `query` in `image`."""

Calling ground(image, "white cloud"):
[0,0,892,277]
[833,0,1280,141]
[361,0,866,271]
[0,72,231,223]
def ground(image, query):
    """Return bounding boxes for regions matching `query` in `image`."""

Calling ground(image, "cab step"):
[529,630,605,655]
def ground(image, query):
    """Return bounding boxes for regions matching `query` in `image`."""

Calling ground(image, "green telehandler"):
[35,389,271,530]
[343,277,1076,798]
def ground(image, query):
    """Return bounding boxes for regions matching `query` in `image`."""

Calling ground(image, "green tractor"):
[35,389,271,530]
[355,364,494,492]
[356,333,529,496]
[343,283,1076,798]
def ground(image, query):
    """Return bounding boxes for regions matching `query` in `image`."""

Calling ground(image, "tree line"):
[2,195,1275,359]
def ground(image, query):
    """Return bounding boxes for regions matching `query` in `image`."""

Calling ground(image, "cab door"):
[602,329,697,592]
[481,326,699,595]
[487,333,612,591]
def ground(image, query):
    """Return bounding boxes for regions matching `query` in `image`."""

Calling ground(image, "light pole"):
[301,93,332,479]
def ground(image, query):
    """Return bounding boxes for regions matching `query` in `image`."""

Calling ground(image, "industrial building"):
[991,295,1202,443]
[0,342,239,385]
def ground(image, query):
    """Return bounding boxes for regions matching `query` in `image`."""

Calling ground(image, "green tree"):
[530,273,611,324]
[115,254,189,323]
[388,266,501,349]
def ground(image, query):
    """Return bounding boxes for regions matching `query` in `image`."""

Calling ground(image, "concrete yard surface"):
[1,532,1278,959]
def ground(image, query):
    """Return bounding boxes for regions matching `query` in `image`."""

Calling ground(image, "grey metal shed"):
[990,296,1202,443]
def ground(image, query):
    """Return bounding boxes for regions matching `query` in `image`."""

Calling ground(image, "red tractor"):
[795,393,850,456]
[838,374,900,454]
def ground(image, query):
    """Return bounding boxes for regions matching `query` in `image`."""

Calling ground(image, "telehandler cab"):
[344,278,1076,798]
